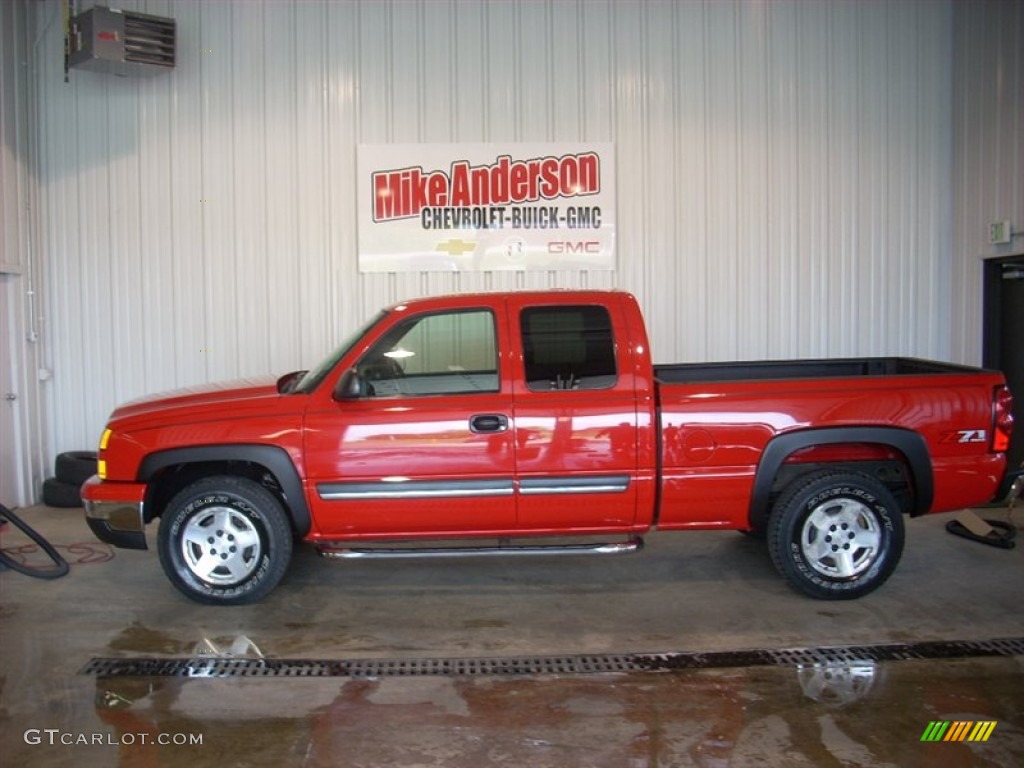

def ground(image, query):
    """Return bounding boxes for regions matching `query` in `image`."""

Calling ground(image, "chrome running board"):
[318,536,644,560]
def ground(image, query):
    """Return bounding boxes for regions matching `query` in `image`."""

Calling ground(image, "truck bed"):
[654,357,986,384]
[652,354,1008,535]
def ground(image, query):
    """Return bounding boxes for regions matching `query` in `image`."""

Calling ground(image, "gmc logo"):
[548,241,601,254]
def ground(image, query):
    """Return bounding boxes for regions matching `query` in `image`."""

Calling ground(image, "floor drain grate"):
[81,636,1024,679]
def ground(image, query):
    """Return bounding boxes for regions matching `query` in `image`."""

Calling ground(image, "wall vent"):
[69,6,175,77]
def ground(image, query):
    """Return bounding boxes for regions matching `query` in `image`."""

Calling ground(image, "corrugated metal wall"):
[951,0,1024,364]
[1,0,47,506]
[30,0,958,456]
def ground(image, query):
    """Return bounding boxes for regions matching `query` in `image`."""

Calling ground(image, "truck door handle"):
[470,414,509,433]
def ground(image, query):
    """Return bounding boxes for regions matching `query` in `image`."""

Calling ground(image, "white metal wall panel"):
[1,0,48,506]
[29,0,960,457]
[1,1,29,277]
[951,0,1024,364]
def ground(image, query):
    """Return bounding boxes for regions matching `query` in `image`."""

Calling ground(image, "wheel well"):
[144,461,294,531]
[768,458,914,515]
[137,444,312,536]
[750,435,928,531]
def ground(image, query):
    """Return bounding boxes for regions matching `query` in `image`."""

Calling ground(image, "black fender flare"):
[137,445,311,536]
[749,427,934,529]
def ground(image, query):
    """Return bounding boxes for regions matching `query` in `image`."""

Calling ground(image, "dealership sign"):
[357,143,615,272]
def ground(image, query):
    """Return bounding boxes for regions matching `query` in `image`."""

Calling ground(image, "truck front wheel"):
[767,471,905,600]
[157,476,293,604]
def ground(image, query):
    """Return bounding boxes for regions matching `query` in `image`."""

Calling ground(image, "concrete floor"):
[1,503,1022,766]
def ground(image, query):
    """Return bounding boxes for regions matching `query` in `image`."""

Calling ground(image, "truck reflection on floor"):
[90,646,1023,767]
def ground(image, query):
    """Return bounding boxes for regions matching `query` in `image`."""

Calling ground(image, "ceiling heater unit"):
[69,5,175,77]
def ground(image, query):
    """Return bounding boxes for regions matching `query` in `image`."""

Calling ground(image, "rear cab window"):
[520,305,618,391]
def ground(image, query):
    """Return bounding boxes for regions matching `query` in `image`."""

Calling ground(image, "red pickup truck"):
[83,291,1019,604]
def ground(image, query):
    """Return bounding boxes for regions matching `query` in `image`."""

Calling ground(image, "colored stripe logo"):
[921,721,997,742]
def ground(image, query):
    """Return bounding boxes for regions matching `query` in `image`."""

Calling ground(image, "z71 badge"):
[941,429,988,444]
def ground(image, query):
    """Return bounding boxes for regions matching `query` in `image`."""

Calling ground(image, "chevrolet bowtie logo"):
[436,238,477,256]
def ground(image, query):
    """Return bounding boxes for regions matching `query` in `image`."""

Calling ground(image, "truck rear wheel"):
[767,471,904,599]
[157,476,293,604]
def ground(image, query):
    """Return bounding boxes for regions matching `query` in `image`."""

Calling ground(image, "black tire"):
[54,450,98,487]
[767,471,905,600]
[157,476,293,605]
[42,477,83,508]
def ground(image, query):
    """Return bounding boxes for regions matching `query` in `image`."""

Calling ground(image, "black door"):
[984,258,1024,472]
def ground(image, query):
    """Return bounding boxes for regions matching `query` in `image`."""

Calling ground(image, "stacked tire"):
[42,451,98,508]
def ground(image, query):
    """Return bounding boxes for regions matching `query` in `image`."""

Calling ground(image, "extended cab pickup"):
[82,291,1020,604]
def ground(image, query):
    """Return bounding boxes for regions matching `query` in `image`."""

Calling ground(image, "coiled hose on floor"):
[0,504,70,579]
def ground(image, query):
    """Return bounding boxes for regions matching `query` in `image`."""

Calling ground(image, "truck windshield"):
[292,311,388,394]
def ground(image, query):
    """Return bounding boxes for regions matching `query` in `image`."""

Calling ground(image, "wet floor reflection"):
[65,656,1021,767]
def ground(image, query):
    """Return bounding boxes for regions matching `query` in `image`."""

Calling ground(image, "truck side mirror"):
[334,369,367,401]
[275,370,307,394]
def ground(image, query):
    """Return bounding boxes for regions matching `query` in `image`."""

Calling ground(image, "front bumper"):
[82,475,148,550]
